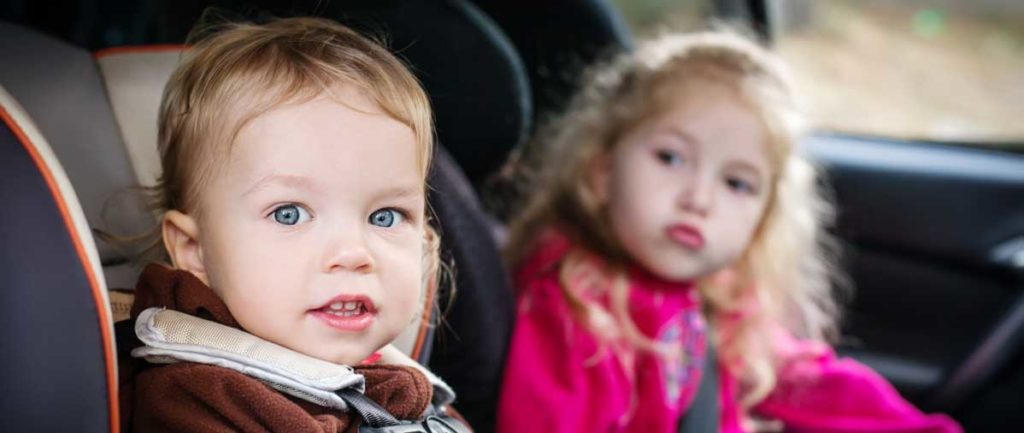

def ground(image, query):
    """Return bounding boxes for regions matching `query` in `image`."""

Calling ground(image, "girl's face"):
[593,83,772,282]
[175,88,426,365]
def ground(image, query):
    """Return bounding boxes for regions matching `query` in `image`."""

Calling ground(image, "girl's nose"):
[679,173,714,216]
[322,232,375,274]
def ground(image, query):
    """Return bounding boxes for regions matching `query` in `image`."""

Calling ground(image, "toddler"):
[124,17,465,433]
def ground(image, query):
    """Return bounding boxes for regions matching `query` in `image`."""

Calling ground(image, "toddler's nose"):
[322,234,375,274]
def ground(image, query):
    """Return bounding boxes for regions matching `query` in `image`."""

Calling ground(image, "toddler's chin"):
[274,338,375,366]
[313,348,372,366]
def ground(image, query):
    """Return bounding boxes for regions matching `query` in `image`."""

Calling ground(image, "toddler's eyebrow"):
[243,174,320,197]
[375,185,423,200]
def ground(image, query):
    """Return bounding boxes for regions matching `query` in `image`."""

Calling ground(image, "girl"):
[123,18,466,432]
[497,32,960,433]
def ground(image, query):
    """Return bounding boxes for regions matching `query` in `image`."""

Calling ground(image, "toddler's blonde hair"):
[156,17,441,293]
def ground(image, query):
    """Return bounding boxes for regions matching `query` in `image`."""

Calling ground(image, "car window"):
[612,0,1024,149]
[773,0,1023,147]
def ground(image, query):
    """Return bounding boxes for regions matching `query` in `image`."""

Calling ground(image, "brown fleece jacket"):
[123,264,434,433]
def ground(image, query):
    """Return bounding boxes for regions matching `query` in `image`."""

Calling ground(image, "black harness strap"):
[336,388,402,428]
[336,388,470,433]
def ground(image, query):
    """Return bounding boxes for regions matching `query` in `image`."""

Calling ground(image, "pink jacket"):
[496,233,961,433]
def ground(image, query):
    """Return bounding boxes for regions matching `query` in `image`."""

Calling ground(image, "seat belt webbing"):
[336,388,401,428]
[678,335,720,433]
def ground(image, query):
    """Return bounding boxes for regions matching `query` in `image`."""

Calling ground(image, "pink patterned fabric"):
[497,233,962,433]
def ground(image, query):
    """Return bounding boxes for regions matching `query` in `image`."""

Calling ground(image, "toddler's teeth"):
[329,302,344,311]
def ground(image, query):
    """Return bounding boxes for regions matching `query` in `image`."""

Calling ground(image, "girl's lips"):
[666,224,705,250]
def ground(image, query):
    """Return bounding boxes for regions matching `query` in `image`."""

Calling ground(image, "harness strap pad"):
[132,307,364,410]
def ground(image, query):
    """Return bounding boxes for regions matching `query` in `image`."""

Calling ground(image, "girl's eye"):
[655,149,685,167]
[271,204,312,226]
[726,177,758,195]
[369,208,405,228]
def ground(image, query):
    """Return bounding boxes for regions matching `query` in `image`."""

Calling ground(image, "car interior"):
[1,1,1022,432]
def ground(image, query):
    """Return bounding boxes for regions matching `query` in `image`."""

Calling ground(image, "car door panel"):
[805,134,1024,416]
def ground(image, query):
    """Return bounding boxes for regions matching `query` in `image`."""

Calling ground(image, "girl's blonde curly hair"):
[506,31,842,415]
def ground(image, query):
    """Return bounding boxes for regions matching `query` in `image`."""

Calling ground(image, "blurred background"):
[612,0,1024,147]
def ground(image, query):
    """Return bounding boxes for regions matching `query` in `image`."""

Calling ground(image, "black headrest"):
[329,1,533,185]
[470,0,633,129]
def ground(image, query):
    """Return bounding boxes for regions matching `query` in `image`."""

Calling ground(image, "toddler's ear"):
[162,210,209,285]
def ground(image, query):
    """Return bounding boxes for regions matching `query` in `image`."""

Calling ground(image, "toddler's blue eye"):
[655,149,685,167]
[272,204,311,225]
[369,208,404,228]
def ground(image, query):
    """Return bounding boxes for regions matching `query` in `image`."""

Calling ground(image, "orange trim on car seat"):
[93,44,188,58]
[0,106,120,433]
[410,275,438,361]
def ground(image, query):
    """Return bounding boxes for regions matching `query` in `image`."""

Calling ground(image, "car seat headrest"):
[470,0,633,130]
[335,0,533,185]
[0,21,154,290]
[94,45,185,189]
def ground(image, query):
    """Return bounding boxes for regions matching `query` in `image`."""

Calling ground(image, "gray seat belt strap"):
[679,334,720,433]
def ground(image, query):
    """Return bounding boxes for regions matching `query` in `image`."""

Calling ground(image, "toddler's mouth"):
[318,300,369,317]
[309,295,377,332]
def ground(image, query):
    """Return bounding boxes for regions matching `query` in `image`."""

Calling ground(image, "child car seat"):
[0,81,118,432]
[0,1,526,431]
